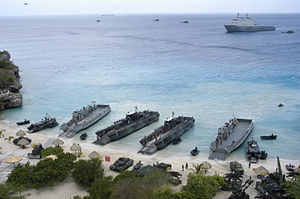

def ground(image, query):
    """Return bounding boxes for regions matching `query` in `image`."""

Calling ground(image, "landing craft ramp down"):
[209,118,253,160]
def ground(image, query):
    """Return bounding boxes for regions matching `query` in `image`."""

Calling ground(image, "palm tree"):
[189,163,208,174]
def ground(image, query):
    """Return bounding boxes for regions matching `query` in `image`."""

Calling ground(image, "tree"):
[113,170,136,184]
[87,176,114,199]
[181,173,225,199]
[0,183,27,199]
[7,151,76,189]
[72,158,104,187]
[41,147,64,156]
[151,186,181,199]
[110,170,173,199]
[282,176,300,199]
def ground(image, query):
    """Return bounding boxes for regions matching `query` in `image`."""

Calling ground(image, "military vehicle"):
[109,157,134,172]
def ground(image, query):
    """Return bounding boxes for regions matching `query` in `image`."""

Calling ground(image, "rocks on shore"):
[0,50,22,111]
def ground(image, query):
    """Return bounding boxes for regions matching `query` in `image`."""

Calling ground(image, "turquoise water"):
[1,14,300,159]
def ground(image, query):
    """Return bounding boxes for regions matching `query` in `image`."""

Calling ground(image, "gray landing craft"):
[27,115,58,133]
[224,13,275,32]
[93,110,160,145]
[59,103,111,138]
[209,117,253,160]
[138,115,195,155]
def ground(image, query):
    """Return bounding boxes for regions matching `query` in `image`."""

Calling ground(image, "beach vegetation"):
[41,147,64,156]
[110,170,173,199]
[8,136,14,142]
[72,158,104,187]
[7,151,76,189]
[0,129,5,137]
[86,176,114,199]
[151,186,181,199]
[282,176,300,199]
[181,173,225,199]
[112,170,137,184]
[0,183,27,199]
[189,164,207,174]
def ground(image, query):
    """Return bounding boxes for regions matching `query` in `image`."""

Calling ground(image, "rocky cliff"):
[0,51,22,111]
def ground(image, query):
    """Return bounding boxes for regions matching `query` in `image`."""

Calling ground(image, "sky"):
[0,0,300,16]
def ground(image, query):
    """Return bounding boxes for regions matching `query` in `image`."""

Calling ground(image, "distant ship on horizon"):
[224,13,275,33]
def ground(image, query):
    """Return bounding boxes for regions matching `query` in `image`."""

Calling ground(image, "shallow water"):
[1,14,300,159]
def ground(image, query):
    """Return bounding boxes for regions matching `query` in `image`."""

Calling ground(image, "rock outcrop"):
[0,50,23,111]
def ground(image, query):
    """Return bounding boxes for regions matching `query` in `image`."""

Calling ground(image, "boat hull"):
[60,105,111,138]
[209,118,254,160]
[224,25,275,32]
[138,116,195,155]
[94,111,160,145]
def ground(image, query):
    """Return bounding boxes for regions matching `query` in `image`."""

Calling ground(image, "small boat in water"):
[260,150,268,160]
[172,137,182,145]
[17,119,30,125]
[286,164,295,172]
[191,147,199,156]
[260,133,277,140]
[80,133,87,140]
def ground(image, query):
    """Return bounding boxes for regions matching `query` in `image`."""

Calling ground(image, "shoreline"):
[1,118,299,198]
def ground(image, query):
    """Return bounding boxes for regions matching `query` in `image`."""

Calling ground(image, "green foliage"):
[0,60,8,68]
[87,176,114,199]
[8,136,14,142]
[151,186,181,199]
[113,170,137,184]
[0,129,5,137]
[181,173,225,199]
[7,151,76,189]
[41,147,64,156]
[0,69,15,89]
[32,143,36,149]
[0,183,27,199]
[77,151,83,158]
[72,158,104,187]
[110,170,172,199]
[282,176,300,199]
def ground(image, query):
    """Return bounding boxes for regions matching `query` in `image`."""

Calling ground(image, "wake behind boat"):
[59,102,110,138]
[209,117,254,160]
[224,13,275,32]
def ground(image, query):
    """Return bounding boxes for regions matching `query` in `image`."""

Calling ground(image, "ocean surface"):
[1,14,300,160]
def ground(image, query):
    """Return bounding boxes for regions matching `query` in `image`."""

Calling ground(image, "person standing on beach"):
[182,164,184,171]
[248,162,251,168]
[185,162,188,170]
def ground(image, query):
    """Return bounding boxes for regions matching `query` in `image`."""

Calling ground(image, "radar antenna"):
[134,106,138,112]
[172,111,175,118]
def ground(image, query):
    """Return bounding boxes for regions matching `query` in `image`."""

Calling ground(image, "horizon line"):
[1,11,300,17]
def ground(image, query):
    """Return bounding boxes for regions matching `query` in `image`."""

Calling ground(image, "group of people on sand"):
[182,162,188,171]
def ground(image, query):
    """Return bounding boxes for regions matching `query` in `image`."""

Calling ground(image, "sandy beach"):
[0,119,299,199]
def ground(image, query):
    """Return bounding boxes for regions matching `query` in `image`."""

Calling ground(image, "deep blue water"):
[1,14,300,159]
